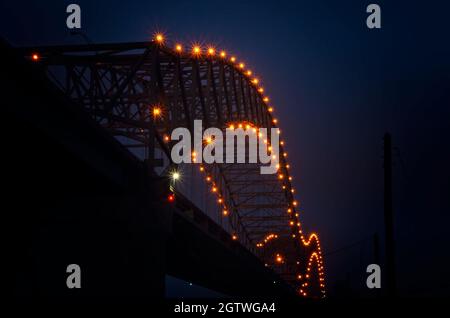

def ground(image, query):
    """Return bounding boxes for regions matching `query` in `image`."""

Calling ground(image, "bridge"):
[5,34,325,302]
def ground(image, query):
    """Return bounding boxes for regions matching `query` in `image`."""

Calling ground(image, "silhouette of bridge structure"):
[5,36,325,302]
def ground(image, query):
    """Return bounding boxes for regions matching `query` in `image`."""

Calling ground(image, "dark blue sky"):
[2,0,449,297]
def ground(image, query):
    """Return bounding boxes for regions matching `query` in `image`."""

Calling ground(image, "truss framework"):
[21,42,323,295]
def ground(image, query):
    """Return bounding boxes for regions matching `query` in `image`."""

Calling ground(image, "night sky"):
[2,0,449,297]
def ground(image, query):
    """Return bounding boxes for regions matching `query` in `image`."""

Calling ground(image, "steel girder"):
[20,42,323,296]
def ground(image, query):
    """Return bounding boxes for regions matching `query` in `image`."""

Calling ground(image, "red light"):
[168,194,175,203]
[31,53,39,61]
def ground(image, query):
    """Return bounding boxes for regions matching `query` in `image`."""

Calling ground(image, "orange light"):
[152,107,161,117]
[192,45,201,56]
[263,97,269,102]
[230,56,236,62]
[175,44,183,52]
[207,47,215,55]
[246,70,252,76]
[199,166,204,172]
[273,118,278,124]
[229,124,235,130]
[268,107,273,112]
[164,135,170,142]
[232,234,238,240]
[154,33,165,44]
[220,50,226,58]
[258,87,264,93]
[276,254,283,263]
[223,209,228,216]
[31,53,40,61]
[239,63,245,69]
[252,78,259,84]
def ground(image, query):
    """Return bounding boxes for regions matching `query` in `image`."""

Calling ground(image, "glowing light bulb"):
[239,63,245,69]
[154,33,165,44]
[192,45,201,56]
[32,53,40,61]
[230,56,236,62]
[207,47,215,55]
[175,44,183,52]
[171,171,180,181]
[220,51,226,58]
[152,107,161,117]
[263,97,269,102]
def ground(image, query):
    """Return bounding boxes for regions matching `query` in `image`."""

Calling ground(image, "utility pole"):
[383,133,396,297]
